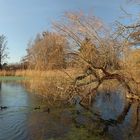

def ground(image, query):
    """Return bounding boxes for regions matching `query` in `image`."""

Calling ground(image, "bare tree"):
[54,12,140,106]
[0,35,8,70]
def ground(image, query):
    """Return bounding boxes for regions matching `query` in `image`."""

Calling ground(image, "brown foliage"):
[26,32,68,70]
[53,12,140,106]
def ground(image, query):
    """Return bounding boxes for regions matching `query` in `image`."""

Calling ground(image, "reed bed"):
[0,70,16,76]
[9,69,81,104]
[1,68,140,105]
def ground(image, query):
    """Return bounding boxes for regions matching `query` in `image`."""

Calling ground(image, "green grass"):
[0,76,28,81]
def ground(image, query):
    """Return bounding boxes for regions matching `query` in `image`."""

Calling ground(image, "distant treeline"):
[2,63,28,71]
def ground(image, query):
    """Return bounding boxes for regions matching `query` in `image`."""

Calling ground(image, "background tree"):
[0,35,8,70]
[26,32,68,70]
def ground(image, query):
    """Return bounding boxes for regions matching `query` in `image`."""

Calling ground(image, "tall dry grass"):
[0,70,16,76]
[1,68,140,104]
[11,68,81,104]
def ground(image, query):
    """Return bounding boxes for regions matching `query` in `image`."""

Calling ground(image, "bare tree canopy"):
[0,35,8,70]
[53,12,140,106]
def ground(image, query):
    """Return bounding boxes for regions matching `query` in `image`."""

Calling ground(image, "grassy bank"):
[0,68,140,104]
[0,69,81,104]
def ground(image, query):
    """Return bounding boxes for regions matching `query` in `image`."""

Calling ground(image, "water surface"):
[0,82,43,140]
[0,81,140,140]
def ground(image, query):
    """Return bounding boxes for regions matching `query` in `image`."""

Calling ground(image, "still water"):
[0,82,43,140]
[92,91,140,140]
[0,82,72,140]
[0,81,140,140]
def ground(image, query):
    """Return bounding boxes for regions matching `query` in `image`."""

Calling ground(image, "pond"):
[0,80,140,140]
[0,81,44,140]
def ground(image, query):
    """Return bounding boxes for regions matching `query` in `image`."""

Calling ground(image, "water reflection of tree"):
[73,100,140,139]
[0,81,2,94]
[131,102,140,135]
[0,82,2,104]
[100,100,140,138]
[0,82,1,90]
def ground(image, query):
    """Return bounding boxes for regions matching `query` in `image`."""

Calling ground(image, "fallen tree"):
[54,12,140,106]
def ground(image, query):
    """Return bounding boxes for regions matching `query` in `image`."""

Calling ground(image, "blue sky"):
[0,0,139,63]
